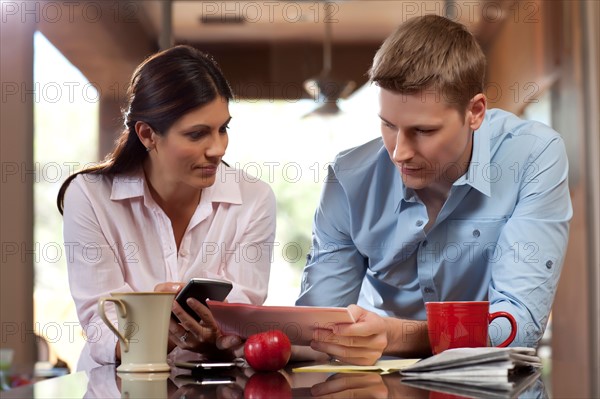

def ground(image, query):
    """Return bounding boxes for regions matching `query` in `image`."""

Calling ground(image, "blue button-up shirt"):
[296,109,572,347]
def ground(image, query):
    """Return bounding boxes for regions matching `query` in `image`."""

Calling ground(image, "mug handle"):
[489,311,517,347]
[98,298,129,353]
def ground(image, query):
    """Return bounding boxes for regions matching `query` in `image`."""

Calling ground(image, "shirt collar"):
[201,164,243,205]
[110,169,145,200]
[454,114,492,197]
[109,164,243,205]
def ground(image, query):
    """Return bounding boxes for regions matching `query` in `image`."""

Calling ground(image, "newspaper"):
[400,347,541,374]
[293,347,543,396]
[401,369,543,399]
[399,347,542,394]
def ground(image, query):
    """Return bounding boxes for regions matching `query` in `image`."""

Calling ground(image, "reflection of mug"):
[425,301,517,355]
[98,292,175,372]
[118,372,170,399]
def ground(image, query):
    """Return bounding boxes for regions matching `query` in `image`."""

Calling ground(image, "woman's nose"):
[206,133,227,158]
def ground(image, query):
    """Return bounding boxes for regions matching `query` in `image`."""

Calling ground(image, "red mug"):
[425,301,517,354]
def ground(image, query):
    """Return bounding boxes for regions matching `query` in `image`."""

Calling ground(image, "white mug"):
[98,292,175,373]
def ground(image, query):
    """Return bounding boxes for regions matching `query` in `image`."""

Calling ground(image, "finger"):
[230,343,245,359]
[334,321,381,337]
[154,282,184,293]
[168,322,192,349]
[311,373,383,396]
[310,341,380,366]
[171,300,209,337]
[171,300,195,325]
[216,334,242,350]
[322,332,387,354]
[168,316,185,336]
[333,304,382,337]
[167,334,179,350]
[313,386,388,399]
[185,298,219,330]
[173,300,219,344]
[312,329,374,347]
[347,304,367,320]
[218,384,243,399]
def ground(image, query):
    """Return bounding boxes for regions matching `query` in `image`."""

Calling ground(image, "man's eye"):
[415,128,434,134]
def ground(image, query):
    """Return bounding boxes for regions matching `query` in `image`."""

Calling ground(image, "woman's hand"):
[154,282,242,357]
[309,304,388,366]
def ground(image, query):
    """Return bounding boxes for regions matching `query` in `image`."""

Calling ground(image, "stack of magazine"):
[400,347,543,398]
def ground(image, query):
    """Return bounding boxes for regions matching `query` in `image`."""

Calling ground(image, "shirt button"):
[546,260,553,269]
[472,229,480,238]
[179,250,187,257]
[424,287,434,294]
[416,220,424,227]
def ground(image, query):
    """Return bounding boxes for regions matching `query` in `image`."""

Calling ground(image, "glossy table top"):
[1,362,547,399]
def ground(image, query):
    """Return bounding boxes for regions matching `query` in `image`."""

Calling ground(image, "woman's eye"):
[187,131,207,140]
[219,125,230,134]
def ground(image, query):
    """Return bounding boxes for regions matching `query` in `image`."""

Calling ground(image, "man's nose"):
[392,131,415,163]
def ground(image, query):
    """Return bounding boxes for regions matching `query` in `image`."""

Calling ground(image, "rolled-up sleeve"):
[488,136,572,347]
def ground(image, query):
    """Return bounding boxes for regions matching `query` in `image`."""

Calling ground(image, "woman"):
[58,45,276,370]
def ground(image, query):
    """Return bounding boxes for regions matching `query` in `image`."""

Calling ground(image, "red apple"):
[243,371,292,399]
[244,330,291,371]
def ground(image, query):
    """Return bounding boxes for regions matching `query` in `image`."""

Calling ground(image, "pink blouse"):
[63,165,276,370]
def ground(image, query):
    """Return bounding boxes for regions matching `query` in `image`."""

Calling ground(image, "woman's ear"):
[135,121,155,151]
[467,93,487,131]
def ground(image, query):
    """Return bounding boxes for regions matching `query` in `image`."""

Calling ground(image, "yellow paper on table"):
[293,358,420,374]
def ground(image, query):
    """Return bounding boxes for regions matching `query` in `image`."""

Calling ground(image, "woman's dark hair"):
[57,45,233,214]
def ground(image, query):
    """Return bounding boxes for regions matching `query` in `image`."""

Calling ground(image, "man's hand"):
[309,304,431,365]
[310,372,429,399]
[311,373,389,398]
[310,305,388,366]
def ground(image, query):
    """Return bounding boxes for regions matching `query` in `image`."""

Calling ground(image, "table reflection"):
[80,363,547,399]
[1,362,546,398]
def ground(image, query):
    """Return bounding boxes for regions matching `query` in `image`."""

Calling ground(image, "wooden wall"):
[486,1,596,397]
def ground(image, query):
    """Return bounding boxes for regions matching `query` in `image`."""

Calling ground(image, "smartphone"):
[174,373,235,385]
[174,360,237,371]
[174,278,233,322]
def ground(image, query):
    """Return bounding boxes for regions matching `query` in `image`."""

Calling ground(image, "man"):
[296,14,572,365]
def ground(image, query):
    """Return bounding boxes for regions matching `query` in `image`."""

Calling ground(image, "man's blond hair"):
[369,15,486,113]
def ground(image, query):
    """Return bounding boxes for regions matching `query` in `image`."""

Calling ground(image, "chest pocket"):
[445,217,508,265]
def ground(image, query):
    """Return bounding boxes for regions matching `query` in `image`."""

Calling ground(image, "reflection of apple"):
[244,371,292,399]
[10,375,31,388]
[244,330,291,371]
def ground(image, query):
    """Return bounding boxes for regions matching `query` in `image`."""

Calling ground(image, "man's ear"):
[467,93,487,131]
[135,121,156,151]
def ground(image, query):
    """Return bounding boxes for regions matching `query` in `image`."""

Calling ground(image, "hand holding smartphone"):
[174,278,233,322]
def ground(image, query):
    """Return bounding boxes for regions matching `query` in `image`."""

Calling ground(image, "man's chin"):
[401,175,429,190]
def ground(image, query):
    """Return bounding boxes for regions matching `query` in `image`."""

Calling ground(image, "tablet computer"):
[207,301,356,345]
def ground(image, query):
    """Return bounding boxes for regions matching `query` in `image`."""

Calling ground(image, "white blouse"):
[63,165,276,370]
